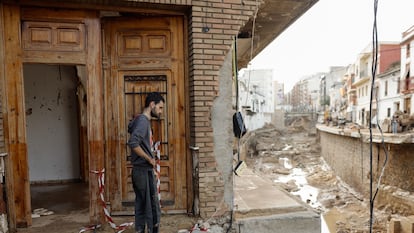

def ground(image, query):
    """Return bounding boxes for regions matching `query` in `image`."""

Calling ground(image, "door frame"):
[102,15,191,214]
[0,5,105,230]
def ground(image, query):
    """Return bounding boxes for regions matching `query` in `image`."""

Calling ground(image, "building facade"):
[238,68,275,130]
[376,67,401,124]
[353,42,401,126]
[400,25,414,114]
[0,0,317,231]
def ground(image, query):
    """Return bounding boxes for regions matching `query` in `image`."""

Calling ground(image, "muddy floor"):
[241,120,394,233]
[18,213,198,233]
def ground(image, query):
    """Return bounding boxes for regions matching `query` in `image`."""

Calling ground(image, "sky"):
[248,0,414,92]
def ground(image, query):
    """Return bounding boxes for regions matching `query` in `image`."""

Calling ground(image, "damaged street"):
[238,117,406,233]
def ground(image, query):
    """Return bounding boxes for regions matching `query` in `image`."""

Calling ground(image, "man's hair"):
[145,92,165,107]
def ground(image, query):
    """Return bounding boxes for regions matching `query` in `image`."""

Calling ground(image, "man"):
[128,92,164,233]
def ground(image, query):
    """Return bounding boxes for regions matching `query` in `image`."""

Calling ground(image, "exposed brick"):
[223,0,242,4]
[187,0,258,219]
[192,44,213,49]
[204,27,224,34]
[212,13,232,19]
[193,64,214,70]
[213,44,231,51]
[204,7,223,13]
[193,85,214,91]
[223,8,242,15]
[203,49,224,55]
[204,59,225,66]
[211,2,232,9]
[212,33,232,40]
[192,1,209,6]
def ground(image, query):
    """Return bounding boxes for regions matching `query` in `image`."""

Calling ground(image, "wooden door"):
[104,16,187,213]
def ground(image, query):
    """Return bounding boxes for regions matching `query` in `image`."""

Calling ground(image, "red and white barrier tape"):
[79,169,134,233]
[190,223,209,232]
[79,224,101,233]
[153,141,161,206]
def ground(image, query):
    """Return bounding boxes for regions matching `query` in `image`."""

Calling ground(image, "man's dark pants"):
[132,167,161,233]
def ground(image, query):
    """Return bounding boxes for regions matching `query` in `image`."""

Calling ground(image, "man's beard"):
[150,107,160,119]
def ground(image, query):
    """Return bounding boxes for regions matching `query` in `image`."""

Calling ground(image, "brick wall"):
[379,44,400,73]
[318,127,414,215]
[188,0,258,218]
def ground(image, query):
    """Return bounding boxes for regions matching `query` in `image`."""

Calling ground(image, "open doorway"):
[23,64,88,219]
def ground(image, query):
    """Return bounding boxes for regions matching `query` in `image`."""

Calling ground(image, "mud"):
[241,118,396,233]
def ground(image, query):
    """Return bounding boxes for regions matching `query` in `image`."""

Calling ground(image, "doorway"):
[23,64,88,217]
[103,16,188,213]
[404,97,411,115]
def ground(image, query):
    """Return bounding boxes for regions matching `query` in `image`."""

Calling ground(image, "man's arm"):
[131,145,156,168]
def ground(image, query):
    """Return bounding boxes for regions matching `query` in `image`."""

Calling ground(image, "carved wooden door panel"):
[121,73,173,206]
[104,17,187,213]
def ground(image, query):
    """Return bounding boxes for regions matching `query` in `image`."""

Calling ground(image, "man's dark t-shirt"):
[127,114,153,168]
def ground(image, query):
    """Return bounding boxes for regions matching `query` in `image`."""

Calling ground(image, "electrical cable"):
[369,0,378,232]
[373,73,389,205]
[243,0,259,107]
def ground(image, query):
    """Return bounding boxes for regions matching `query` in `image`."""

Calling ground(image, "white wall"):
[243,112,273,131]
[377,69,401,122]
[24,64,80,182]
[356,82,371,126]
[239,69,274,113]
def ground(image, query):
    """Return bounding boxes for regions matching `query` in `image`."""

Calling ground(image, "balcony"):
[401,77,414,94]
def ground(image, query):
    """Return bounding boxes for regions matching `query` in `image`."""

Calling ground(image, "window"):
[384,81,388,96]
[397,77,401,93]
[387,108,391,117]
[407,43,411,58]
[405,64,410,91]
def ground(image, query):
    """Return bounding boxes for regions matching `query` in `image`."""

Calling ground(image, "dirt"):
[18,213,198,233]
[241,118,393,233]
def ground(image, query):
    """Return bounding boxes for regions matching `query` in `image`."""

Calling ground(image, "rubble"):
[240,116,410,233]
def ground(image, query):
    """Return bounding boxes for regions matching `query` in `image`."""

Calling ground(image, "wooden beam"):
[0,1,7,221]
[1,4,31,229]
[84,13,105,224]
[10,0,188,17]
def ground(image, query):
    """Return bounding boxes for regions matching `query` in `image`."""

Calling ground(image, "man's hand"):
[148,158,156,168]
[132,146,157,168]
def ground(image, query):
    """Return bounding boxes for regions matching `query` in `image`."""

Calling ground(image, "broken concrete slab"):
[234,168,320,233]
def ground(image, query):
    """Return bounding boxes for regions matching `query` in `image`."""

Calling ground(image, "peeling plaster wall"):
[212,52,234,209]
[24,64,80,182]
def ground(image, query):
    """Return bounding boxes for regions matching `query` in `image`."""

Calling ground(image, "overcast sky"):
[248,0,414,92]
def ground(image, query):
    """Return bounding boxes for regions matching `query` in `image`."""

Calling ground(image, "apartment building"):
[353,42,401,126]
[400,25,414,114]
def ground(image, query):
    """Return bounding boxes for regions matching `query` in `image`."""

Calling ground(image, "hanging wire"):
[373,72,389,204]
[369,0,379,232]
[243,0,259,107]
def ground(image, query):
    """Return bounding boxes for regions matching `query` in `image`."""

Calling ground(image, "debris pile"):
[32,208,54,218]
[239,116,413,232]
